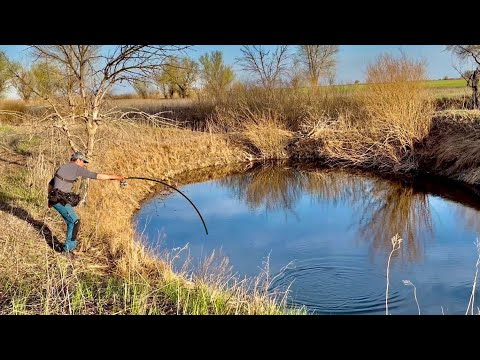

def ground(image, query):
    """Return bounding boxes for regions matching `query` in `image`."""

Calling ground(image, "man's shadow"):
[0,195,64,253]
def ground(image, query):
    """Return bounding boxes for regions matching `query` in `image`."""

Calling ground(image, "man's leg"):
[52,203,79,252]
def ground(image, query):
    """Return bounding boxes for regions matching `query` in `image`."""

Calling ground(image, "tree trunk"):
[473,83,479,110]
[470,68,479,110]
[474,87,479,110]
[86,122,97,156]
[79,119,98,205]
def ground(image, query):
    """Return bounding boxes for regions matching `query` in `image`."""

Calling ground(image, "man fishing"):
[48,151,125,254]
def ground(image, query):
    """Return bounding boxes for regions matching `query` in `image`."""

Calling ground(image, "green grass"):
[0,125,41,155]
[423,79,467,88]
[332,79,469,100]
[0,124,14,134]
[161,278,305,315]
[10,136,41,156]
[0,124,15,147]
[335,79,467,88]
[1,268,305,314]
[306,79,469,99]
[0,170,43,207]
[0,270,170,315]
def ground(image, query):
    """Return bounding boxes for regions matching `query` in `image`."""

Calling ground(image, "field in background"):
[2,57,480,315]
[332,79,469,98]
[109,78,471,110]
[1,78,471,114]
[424,79,467,88]
[424,79,470,99]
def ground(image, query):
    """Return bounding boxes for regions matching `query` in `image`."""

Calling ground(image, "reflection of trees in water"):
[355,180,432,262]
[452,203,480,236]
[220,165,367,211]
[219,165,309,211]
[304,170,369,205]
[299,171,433,261]
[305,172,433,261]
[219,164,438,261]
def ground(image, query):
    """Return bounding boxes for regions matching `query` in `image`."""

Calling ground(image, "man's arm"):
[76,165,124,181]
[96,173,125,181]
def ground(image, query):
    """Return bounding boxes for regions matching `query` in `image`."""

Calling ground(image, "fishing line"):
[121,177,208,235]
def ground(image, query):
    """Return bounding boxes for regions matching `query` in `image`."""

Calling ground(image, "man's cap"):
[72,151,89,163]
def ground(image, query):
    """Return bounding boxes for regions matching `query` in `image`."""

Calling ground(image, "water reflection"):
[356,180,432,262]
[220,164,308,211]
[136,163,480,314]
[454,205,480,235]
[218,163,480,262]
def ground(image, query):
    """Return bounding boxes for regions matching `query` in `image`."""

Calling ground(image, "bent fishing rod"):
[120,177,208,235]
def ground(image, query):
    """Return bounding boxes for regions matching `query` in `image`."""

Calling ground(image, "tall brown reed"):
[310,53,434,172]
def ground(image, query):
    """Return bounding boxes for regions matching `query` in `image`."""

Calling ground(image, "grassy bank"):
[0,122,304,314]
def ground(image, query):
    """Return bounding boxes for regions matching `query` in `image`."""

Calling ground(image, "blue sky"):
[190,45,460,83]
[0,45,461,92]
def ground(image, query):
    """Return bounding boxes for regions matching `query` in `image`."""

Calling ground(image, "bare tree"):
[236,45,290,89]
[15,45,189,158]
[326,69,336,86]
[0,51,12,98]
[446,45,480,109]
[9,63,34,101]
[288,57,306,89]
[296,45,339,88]
[9,45,188,201]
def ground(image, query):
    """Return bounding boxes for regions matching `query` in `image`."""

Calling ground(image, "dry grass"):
[299,53,434,173]
[0,100,27,125]
[417,110,480,184]
[222,110,294,160]
[203,84,359,161]
[70,123,248,272]
[107,98,215,130]
[207,85,358,133]
[361,54,433,147]
[196,53,436,176]
[0,205,298,314]
[0,118,306,314]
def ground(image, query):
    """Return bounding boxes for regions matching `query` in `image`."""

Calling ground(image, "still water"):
[134,164,480,315]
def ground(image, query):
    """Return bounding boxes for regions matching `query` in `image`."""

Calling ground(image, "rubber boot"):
[63,240,78,253]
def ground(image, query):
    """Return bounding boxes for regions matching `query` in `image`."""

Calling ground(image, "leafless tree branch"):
[236,45,290,89]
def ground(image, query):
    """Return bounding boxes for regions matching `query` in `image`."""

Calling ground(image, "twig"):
[52,123,78,153]
[402,280,420,315]
[466,238,480,315]
[386,234,402,315]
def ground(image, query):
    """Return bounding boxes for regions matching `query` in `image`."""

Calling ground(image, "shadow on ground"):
[0,195,63,252]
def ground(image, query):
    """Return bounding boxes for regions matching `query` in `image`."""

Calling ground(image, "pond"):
[134,163,480,315]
